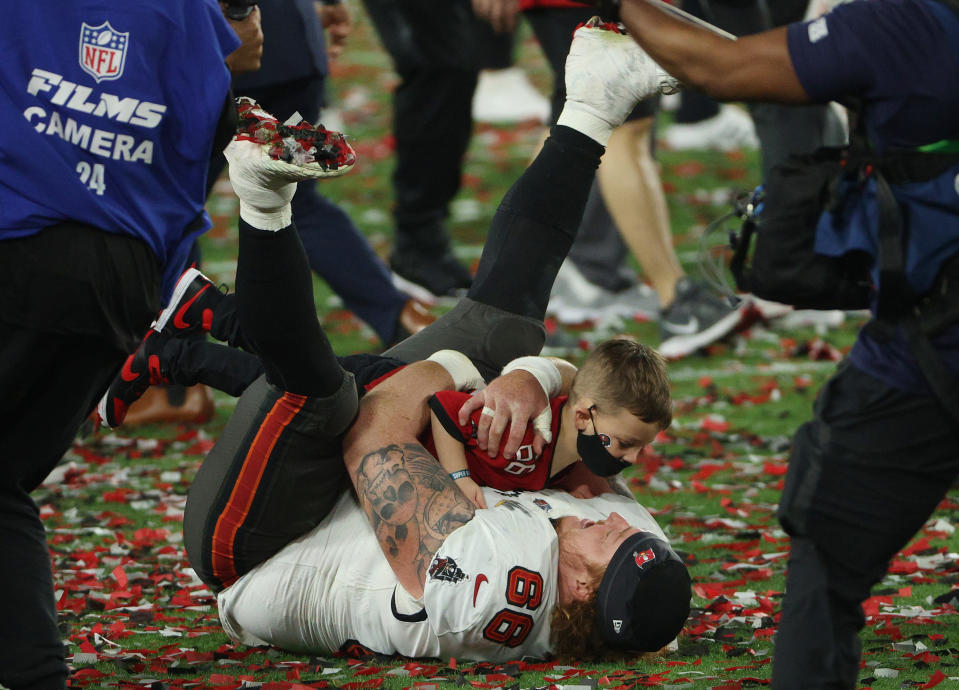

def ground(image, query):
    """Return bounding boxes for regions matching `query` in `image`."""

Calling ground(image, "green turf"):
[45,11,959,689]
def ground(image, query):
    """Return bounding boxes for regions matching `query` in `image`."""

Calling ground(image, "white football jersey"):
[217,486,667,661]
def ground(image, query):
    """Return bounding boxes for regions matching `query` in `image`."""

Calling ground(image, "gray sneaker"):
[659,278,747,359]
[548,261,659,324]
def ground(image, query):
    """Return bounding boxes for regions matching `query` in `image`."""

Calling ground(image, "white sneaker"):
[663,104,758,152]
[747,296,846,330]
[472,67,551,124]
[660,92,681,112]
[547,261,659,324]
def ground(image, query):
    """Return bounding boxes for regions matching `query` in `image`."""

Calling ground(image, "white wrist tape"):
[557,102,614,146]
[501,356,562,399]
[238,200,293,231]
[427,350,485,392]
[532,407,554,445]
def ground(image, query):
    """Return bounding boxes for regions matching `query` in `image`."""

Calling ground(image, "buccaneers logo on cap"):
[634,548,656,569]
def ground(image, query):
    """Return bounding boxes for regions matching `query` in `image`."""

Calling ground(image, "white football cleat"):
[559,18,680,143]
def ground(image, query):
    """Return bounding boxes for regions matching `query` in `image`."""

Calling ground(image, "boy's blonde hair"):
[569,338,672,428]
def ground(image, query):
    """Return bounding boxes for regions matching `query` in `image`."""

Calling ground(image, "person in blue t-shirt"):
[0,2,247,688]
[610,0,959,687]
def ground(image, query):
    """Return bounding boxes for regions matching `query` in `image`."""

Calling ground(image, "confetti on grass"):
[39,17,959,686]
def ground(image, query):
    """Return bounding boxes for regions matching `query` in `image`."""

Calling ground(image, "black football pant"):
[773,361,959,688]
[0,225,160,690]
[359,0,477,257]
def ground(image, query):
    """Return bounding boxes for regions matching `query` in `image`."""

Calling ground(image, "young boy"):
[428,338,672,508]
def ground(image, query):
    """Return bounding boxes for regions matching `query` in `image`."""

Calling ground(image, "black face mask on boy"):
[576,406,631,477]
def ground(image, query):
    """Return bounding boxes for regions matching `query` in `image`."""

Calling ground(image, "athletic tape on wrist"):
[532,407,554,445]
[426,350,485,392]
[557,102,613,147]
[238,200,293,232]
[501,356,562,398]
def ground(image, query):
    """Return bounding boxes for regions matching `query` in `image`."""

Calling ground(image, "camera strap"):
[867,167,959,424]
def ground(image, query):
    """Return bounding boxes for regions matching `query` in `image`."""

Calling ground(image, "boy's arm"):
[430,409,487,509]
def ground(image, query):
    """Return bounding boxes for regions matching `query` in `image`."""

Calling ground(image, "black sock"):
[236,219,344,397]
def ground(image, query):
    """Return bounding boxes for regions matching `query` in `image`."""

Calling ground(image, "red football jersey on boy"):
[427,391,568,491]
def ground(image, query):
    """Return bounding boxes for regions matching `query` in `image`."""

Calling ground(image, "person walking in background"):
[360,0,479,299]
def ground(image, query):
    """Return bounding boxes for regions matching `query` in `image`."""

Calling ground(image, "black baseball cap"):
[594,532,692,651]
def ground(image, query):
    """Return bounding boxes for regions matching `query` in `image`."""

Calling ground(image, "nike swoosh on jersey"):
[661,316,699,336]
[172,285,208,330]
[472,574,489,607]
[120,354,139,382]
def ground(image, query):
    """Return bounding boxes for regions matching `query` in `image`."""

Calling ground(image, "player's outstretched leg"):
[98,99,360,427]
[183,101,361,592]
[384,19,669,376]
[226,99,357,398]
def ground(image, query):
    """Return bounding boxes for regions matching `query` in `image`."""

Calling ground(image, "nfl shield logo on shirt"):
[78,22,129,82]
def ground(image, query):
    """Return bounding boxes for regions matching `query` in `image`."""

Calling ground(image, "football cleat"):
[96,329,171,429]
[565,17,681,128]
[234,97,357,177]
[152,267,223,335]
[578,17,680,94]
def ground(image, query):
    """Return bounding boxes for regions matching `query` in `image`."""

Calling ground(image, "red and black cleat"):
[234,96,357,176]
[96,329,171,429]
[153,267,223,336]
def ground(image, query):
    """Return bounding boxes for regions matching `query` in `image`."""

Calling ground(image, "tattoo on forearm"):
[355,443,475,581]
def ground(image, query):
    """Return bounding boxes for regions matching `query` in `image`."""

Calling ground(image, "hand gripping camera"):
[223,0,257,20]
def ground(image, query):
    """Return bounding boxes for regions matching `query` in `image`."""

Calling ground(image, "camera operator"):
[608,0,959,687]
[0,2,246,687]
[222,1,265,74]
